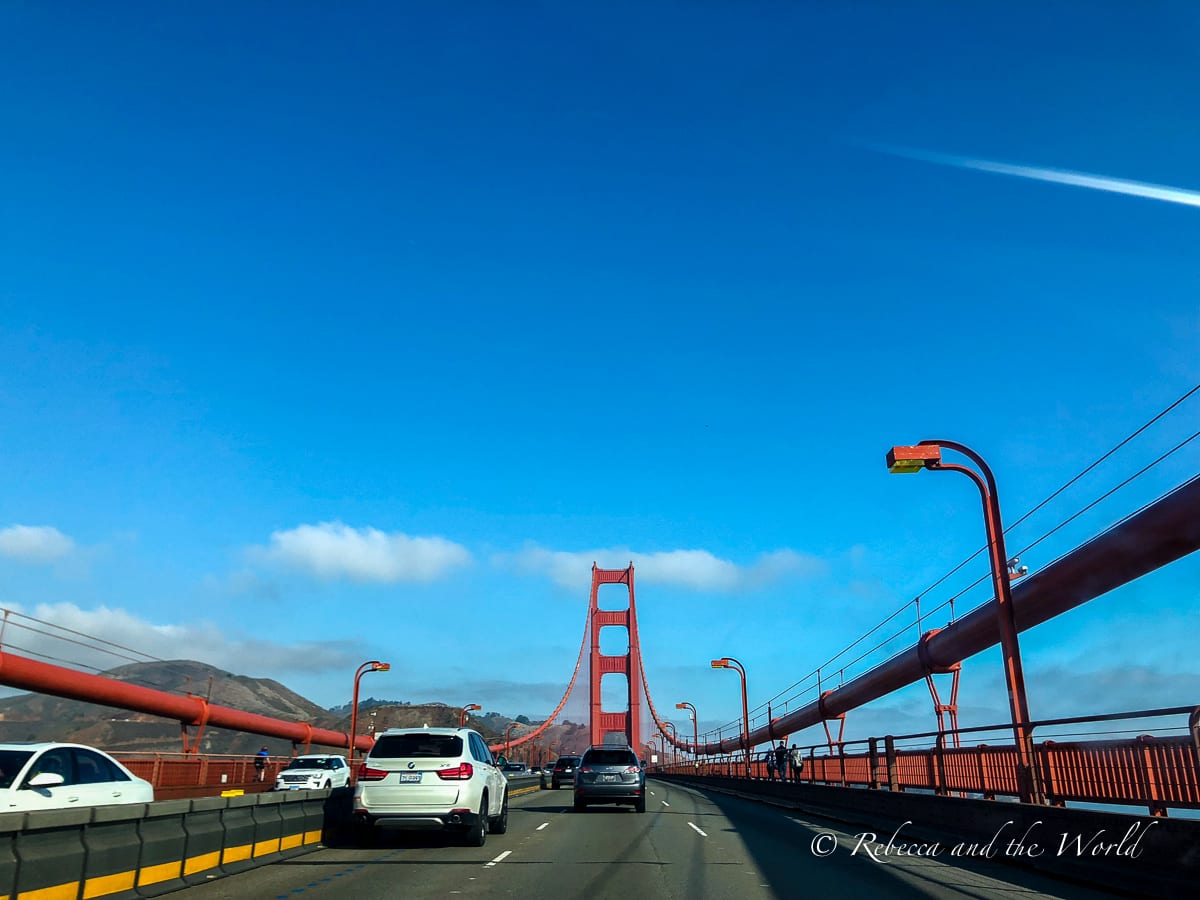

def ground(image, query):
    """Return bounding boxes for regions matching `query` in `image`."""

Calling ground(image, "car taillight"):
[579,766,591,773]
[358,764,387,781]
[436,762,474,780]
[624,766,640,774]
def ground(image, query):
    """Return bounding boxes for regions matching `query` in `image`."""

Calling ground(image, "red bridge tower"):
[588,564,643,751]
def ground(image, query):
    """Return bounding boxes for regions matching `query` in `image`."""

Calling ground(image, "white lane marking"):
[649,791,655,796]
[688,822,708,837]
[485,850,512,868]
[661,801,670,807]
[536,822,549,831]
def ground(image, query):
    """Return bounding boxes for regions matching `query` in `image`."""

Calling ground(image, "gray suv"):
[550,755,581,789]
[572,746,645,813]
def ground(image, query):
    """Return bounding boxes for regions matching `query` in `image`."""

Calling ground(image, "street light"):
[460,703,481,727]
[887,440,1041,804]
[711,657,751,775]
[348,660,391,769]
[676,701,698,761]
[504,722,521,760]
[662,721,678,766]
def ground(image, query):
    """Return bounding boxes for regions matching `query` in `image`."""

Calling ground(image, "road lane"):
[164,779,1119,899]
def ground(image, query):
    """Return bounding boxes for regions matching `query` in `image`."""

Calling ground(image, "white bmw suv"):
[274,754,350,791]
[353,727,508,846]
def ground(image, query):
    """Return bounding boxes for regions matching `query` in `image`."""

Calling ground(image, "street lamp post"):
[676,701,698,761]
[887,440,1041,804]
[711,657,751,775]
[504,722,520,761]
[662,721,678,767]
[348,660,391,769]
[460,703,481,727]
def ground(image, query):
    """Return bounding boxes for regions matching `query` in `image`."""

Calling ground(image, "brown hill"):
[0,659,338,756]
[0,660,588,759]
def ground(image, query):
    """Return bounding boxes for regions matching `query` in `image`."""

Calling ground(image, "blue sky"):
[1,3,1197,747]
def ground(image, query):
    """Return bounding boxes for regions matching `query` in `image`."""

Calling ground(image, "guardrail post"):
[1040,740,1064,807]
[1136,735,1168,817]
[933,733,949,796]
[868,738,879,790]
[884,735,899,791]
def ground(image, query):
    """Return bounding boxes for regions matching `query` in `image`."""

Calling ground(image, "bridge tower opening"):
[587,563,643,751]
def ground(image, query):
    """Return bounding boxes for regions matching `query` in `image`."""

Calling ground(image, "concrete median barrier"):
[182,797,226,884]
[135,798,190,897]
[84,803,146,900]
[218,794,258,874]
[0,812,23,899]
[13,807,90,900]
[0,789,335,899]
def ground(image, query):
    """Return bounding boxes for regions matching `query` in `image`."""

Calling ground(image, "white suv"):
[274,754,350,791]
[353,727,508,846]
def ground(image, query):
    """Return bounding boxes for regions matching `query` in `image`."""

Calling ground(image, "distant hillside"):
[0,659,587,757]
[0,660,338,755]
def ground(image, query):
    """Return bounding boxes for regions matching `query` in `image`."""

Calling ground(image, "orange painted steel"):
[118,752,280,799]
[0,649,369,752]
[663,705,1200,817]
[696,476,1200,756]
[588,564,643,751]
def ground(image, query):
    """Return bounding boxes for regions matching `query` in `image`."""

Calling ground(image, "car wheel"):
[635,795,646,813]
[465,796,488,847]
[490,791,509,834]
[573,797,587,812]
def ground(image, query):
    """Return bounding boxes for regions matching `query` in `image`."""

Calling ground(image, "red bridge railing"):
[657,704,1200,817]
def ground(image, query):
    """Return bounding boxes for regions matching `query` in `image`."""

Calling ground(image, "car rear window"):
[584,749,638,766]
[555,757,580,766]
[371,734,463,759]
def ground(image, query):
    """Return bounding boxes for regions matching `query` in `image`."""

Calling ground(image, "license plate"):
[602,774,617,782]
[399,773,422,783]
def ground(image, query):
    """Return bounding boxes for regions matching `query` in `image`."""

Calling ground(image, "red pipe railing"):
[693,477,1200,756]
[662,705,1200,816]
[0,651,367,753]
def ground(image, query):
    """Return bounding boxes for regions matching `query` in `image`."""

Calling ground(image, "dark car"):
[550,755,581,789]
[573,746,645,813]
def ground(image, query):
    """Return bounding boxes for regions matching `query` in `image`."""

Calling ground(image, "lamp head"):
[372,662,391,672]
[710,658,729,669]
[886,444,942,474]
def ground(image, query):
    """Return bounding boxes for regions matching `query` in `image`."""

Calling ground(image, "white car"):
[274,754,350,791]
[0,742,154,812]
[353,727,507,846]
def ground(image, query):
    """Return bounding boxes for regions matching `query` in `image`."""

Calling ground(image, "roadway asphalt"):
[169,779,1120,899]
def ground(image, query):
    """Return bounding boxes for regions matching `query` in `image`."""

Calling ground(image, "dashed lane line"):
[485,850,512,868]
[688,822,708,837]
[537,822,549,831]
[661,801,670,806]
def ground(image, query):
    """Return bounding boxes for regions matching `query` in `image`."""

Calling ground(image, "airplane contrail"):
[872,144,1200,209]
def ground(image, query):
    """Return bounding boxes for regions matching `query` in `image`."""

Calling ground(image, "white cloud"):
[5,602,361,679]
[247,521,472,583]
[0,525,75,562]
[496,545,826,592]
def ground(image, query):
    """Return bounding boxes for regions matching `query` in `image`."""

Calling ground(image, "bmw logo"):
[407,762,416,769]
